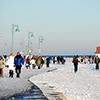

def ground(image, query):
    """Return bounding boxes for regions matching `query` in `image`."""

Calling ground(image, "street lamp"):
[4,43,7,55]
[38,36,44,56]
[12,24,20,53]
[28,31,34,53]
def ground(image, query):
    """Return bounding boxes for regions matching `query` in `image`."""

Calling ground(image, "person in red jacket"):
[72,56,80,73]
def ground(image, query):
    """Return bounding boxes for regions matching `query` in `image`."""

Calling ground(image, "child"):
[72,56,80,73]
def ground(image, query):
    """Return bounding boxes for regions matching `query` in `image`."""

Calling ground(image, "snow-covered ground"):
[0,62,63,99]
[30,62,100,100]
[0,61,100,100]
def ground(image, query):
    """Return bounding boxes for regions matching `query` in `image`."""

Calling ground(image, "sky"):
[0,0,100,55]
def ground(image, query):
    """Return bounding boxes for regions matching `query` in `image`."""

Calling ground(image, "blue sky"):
[0,0,100,55]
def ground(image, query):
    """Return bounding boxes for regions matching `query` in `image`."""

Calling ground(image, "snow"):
[30,62,100,100]
[0,61,100,100]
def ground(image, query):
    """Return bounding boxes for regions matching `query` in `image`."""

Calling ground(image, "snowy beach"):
[0,62,63,99]
[0,61,100,100]
[30,61,100,100]
[1,0,100,99]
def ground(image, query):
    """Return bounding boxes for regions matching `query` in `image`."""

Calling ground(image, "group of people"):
[0,52,53,78]
[0,52,24,78]
[53,56,66,64]
[1,52,100,77]
[25,55,66,70]
[72,55,100,73]
[25,56,50,69]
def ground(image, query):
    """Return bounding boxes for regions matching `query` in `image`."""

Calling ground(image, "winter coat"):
[7,56,15,70]
[37,60,41,67]
[46,57,49,64]
[14,55,24,66]
[95,57,100,64]
[30,59,36,65]
[72,59,80,66]
[46,57,50,67]
[25,58,30,64]
[0,59,5,69]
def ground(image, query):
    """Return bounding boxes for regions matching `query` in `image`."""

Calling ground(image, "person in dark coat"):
[57,56,60,64]
[41,57,44,67]
[46,56,49,68]
[14,51,24,78]
[25,57,30,69]
[72,56,80,73]
[60,56,63,63]
[36,56,42,69]
[60,56,65,64]
[95,56,100,70]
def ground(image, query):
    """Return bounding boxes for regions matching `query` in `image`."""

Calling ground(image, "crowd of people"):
[0,52,99,78]
[72,55,100,73]
[0,52,66,78]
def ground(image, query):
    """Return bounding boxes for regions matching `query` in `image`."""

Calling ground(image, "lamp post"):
[4,43,7,55]
[28,31,34,53]
[38,36,44,56]
[12,24,20,53]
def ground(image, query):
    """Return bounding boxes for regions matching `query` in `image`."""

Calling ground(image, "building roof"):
[94,47,100,53]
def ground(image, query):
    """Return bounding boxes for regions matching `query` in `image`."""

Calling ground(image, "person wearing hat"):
[14,51,24,78]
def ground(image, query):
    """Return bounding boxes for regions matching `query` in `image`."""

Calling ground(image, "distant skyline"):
[0,0,100,55]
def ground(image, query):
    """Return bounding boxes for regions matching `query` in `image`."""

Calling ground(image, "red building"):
[94,47,100,57]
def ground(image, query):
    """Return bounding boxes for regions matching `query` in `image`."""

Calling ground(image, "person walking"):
[25,57,30,69]
[0,56,5,76]
[42,56,45,64]
[30,56,36,69]
[14,51,24,78]
[72,56,80,73]
[37,56,42,69]
[60,56,63,64]
[46,56,50,68]
[7,53,15,78]
[41,57,44,67]
[57,56,60,64]
[83,55,86,64]
[3,55,8,67]
[95,56,100,70]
